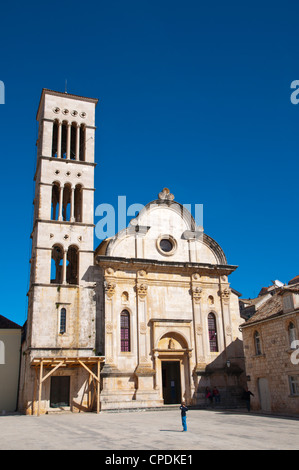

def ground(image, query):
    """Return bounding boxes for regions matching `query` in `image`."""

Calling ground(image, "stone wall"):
[242,313,299,414]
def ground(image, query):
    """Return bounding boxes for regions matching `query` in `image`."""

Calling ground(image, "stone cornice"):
[96,255,237,276]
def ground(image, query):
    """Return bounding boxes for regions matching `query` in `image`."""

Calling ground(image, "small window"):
[159,238,173,253]
[254,331,262,356]
[157,235,177,255]
[289,375,299,396]
[208,313,218,352]
[288,322,297,349]
[60,308,66,334]
[120,310,130,352]
[0,340,5,364]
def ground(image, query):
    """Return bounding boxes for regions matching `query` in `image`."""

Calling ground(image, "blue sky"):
[1,0,299,326]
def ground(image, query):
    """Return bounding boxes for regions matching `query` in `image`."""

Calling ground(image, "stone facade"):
[95,190,246,410]
[240,285,299,415]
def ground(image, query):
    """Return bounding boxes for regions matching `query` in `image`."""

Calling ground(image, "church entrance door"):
[50,376,70,408]
[162,361,181,404]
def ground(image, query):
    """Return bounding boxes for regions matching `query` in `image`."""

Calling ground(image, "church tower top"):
[36,88,98,163]
[36,88,98,134]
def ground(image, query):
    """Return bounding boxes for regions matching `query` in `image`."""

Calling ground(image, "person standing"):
[213,386,221,404]
[180,401,188,431]
[243,387,254,412]
[205,387,213,406]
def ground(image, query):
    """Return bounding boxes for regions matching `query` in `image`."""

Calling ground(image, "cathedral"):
[18,89,245,414]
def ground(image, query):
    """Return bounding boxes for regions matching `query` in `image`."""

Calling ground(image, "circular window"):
[159,238,173,253]
[156,235,177,256]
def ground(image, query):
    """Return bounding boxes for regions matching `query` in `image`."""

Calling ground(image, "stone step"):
[103,403,247,413]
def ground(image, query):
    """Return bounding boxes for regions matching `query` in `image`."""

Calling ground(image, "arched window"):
[79,125,86,161]
[51,244,63,284]
[120,310,130,352]
[208,313,218,352]
[70,123,77,160]
[0,340,5,364]
[52,120,58,157]
[66,245,79,285]
[61,121,68,159]
[62,183,71,221]
[60,308,66,334]
[288,322,297,349]
[254,331,262,355]
[74,184,83,222]
[51,182,60,220]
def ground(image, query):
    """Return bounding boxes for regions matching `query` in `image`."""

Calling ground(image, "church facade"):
[18,89,245,414]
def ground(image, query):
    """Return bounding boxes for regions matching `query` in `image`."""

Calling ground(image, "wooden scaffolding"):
[31,356,105,416]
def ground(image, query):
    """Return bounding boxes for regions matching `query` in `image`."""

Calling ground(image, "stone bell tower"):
[19,89,104,415]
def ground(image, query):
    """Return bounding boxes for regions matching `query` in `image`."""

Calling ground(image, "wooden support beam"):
[37,360,43,417]
[41,360,65,383]
[77,360,100,383]
[97,360,100,414]
[31,356,104,415]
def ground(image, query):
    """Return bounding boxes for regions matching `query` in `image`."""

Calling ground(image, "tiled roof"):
[288,275,299,285]
[240,283,299,328]
[240,292,284,328]
[0,315,22,329]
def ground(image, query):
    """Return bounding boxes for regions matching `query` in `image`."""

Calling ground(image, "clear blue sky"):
[1,0,299,326]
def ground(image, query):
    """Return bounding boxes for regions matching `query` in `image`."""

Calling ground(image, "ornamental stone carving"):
[136,283,148,299]
[105,282,116,298]
[192,286,202,304]
[139,322,147,334]
[158,187,174,201]
[105,268,114,276]
[220,287,231,304]
[137,270,147,278]
[196,325,203,335]
[226,325,232,336]
[106,322,113,333]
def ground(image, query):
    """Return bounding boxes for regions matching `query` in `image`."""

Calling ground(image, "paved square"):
[0,409,298,450]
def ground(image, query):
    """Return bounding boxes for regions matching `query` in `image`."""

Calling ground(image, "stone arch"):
[52,119,59,157]
[66,245,79,285]
[51,181,61,220]
[74,184,83,222]
[157,331,189,350]
[50,244,64,284]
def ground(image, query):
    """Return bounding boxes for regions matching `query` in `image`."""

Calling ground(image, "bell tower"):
[19,89,103,415]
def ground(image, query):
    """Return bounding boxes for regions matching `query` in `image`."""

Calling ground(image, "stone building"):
[0,315,22,413]
[19,89,245,414]
[18,89,104,415]
[240,281,299,415]
[95,189,246,410]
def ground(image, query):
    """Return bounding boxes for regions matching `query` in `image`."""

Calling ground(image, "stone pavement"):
[0,408,298,450]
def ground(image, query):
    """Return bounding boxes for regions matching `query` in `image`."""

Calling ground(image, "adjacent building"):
[240,280,299,415]
[0,315,22,413]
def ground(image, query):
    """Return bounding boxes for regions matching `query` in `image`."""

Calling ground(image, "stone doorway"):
[258,377,271,412]
[50,376,70,408]
[162,361,181,404]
